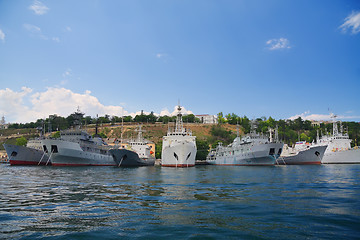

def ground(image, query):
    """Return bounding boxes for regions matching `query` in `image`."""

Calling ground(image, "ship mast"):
[175,104,184,133]
[316,129,320,143]
[331,114,339,136]
[135,124,145,142]
[120,116,124,145]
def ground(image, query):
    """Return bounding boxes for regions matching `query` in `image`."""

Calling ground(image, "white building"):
[0,116,8,129]
[195,114,218,124]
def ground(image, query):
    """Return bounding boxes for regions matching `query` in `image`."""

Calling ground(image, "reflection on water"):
[0,164,359,239]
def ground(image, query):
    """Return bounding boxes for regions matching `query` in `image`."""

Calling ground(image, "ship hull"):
[109,149,155,167]
[277,145,327,165]
[3,144,49,166]
[161,141,197,167]
[42,139,115,166]
[321,148,360,164]
[207,142,283,166]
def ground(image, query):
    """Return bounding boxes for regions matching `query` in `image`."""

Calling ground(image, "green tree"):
[103,127,111,136]
[155,141,162,159]
[147,112,157,123]
[217,112,226,124]
[98,115,111,124]
[15,136,27,146]
[209,125,235,145]
[300,133,309,142]
[84,116,93,125]
[226,113,239,125]
[239,116,251,133]
[182,114,196,123]
[94,132,107,138]
[123,116,133,122]
[52,131,61,138]
[196,139,210,160]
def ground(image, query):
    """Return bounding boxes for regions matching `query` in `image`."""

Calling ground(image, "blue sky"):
[0,0,360,123]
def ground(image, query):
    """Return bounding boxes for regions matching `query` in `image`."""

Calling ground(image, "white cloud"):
[0,87,128,123]
[160,108,171,116]
[339,11,360,34]
[65,26,72,32]
[266,38,291,50]
[23,23,41,33]
[288,111,360,121]
[29,88,128,120]
[60,80,68,85]
[159,106,193,116]
[62,68,72,78]
[0,29,5,42]
[156,53,169,62]
[23,24,59,42]
[0,87,34,122]
[52,37,60,42]
[29,0,49,15]
[0,87,196,123]
[156,53,167,58]
[129,110,155,118]
[23,23,49,40]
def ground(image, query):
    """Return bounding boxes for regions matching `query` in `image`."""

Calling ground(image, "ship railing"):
[206,156,216,161]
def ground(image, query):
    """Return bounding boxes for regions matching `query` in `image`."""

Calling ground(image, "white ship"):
[161,105,197,167]
[41,128,115,166]
[277,141,327,165]
[206,125,283,166]
[317,120,360,164]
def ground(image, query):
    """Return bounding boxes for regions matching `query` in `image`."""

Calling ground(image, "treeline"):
[7,111,360,148]
[8,112,202,131]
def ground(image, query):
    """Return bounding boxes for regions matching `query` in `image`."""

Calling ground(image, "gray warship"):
[4,139,49,166]
[206,124,283,166]
[277,141,327,165]
[4,124,49,165]
[109,125,155,167]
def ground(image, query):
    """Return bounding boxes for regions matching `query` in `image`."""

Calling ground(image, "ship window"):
[277,148,282,155]
[43,145,48,153]
[11,151,17,157]
[51,145,58,153]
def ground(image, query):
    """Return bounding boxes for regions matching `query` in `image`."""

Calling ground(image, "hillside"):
[86,123,240,144]
[0,123,241,152]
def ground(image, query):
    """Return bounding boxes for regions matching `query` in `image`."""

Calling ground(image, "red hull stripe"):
[161,164,195,167]
[277,161,321,165]
[52,163,116,166]
[10,160,48,166]
[211,164,274,166]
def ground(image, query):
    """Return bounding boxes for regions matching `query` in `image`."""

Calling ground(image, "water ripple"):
[0,164,359,239]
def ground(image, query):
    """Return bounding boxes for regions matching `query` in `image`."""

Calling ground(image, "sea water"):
[0,164,359,239]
